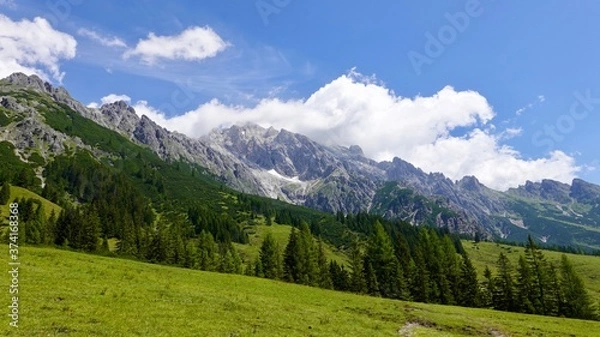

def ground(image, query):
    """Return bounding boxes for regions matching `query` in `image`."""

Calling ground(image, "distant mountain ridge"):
[2,72,600,250]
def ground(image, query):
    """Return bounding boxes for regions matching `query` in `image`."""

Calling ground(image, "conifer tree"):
[457,252,480,307]
[440,235,459,305]
[516,255,535,314]
[365,221,401,298]
[0,181,10,205]
[283,228,300,282]
[259,233,282,280]
[410,248,430,303]
[197,230,219,271]
[44,209,57,245]
[363,259,380,296]
[480,266,494,308]
[297,223,318,285]
[80,206,101,252]
[559,255,597,320]
[524,236,552,315]
[349,238,366,293]
[493,252,516,311]
[316,240,333,289]
[329,261,349,291]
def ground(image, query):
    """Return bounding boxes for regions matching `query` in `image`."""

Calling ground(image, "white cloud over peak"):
[106,71,579,190]
[123,26,230,64]
[0,15,76,82]
[78,28,127,48]
[87,94,131,108]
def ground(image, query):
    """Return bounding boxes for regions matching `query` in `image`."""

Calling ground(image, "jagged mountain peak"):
[3,72,600,248]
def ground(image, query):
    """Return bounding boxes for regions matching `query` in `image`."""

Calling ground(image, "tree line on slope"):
[481,236,597,320]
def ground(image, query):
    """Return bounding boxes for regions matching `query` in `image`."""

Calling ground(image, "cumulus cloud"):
[78,28,127,48]
[87,94,131,108]
[123,26,230,64]
[108,71,579,190]
[0,15,76,82]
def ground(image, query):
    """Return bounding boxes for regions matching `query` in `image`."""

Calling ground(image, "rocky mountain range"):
[2,73,600,250]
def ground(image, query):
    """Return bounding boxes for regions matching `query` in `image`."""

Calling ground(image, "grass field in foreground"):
[463,240,600,304]
[2,247,600,336]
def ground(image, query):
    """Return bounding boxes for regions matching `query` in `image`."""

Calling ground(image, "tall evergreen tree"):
[349,238,366,294]
[493,252,516,311]
[0,181,10,205]
[410,248,430,303]
[457,252,480,307]
[559,255,597,320]
[524,236,552,315]
[329,261,350,291]
[316,240,333,289]
[480,266,494,308]
[515,255,536,314]
[363,260,379,296]
[440,235,460,305]
[297,223,318,285]
[197,230,219,271]
[80,206,101,252]
[259,233,282,280]
[283,228,301,282]
[365,221,402,298]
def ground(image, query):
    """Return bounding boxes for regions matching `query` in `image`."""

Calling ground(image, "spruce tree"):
[297,223,317,285]
[457,252,480,307]
[524,236,552,315]
[283,228,300,282]
[480,266,494,308]
[349,238,366,293]
[493,252,516,311]
[197,230,219,271]
[410,249,430,303]
[516,255,536,314]
[316,240,333,289]
[365,221,401,298]
[329,261,350,291]
[0,181,10,205]
[80,206,101,252]
[363,260,379,296]
[440,235,459,305]
[559,255,597,319]
[259,233,282,280]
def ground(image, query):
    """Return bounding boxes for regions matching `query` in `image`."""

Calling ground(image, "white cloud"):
[78,28,127,48]
[0,15,76,82]
[123,26,230,64]
[87,94,131,108]
[114,71,578,191]
[515,94,545,115]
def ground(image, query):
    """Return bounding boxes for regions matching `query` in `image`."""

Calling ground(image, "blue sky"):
[1,0,599,188]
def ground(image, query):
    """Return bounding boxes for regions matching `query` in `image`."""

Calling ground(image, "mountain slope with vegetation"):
[0,72,598,330]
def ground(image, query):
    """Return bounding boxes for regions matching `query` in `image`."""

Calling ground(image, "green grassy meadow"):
[463,240,600,305]
[2,247,600,336]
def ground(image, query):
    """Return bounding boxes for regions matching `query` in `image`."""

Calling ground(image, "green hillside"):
[2,247,600,337]
[0,185,61,220]
[463,240,600,304]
